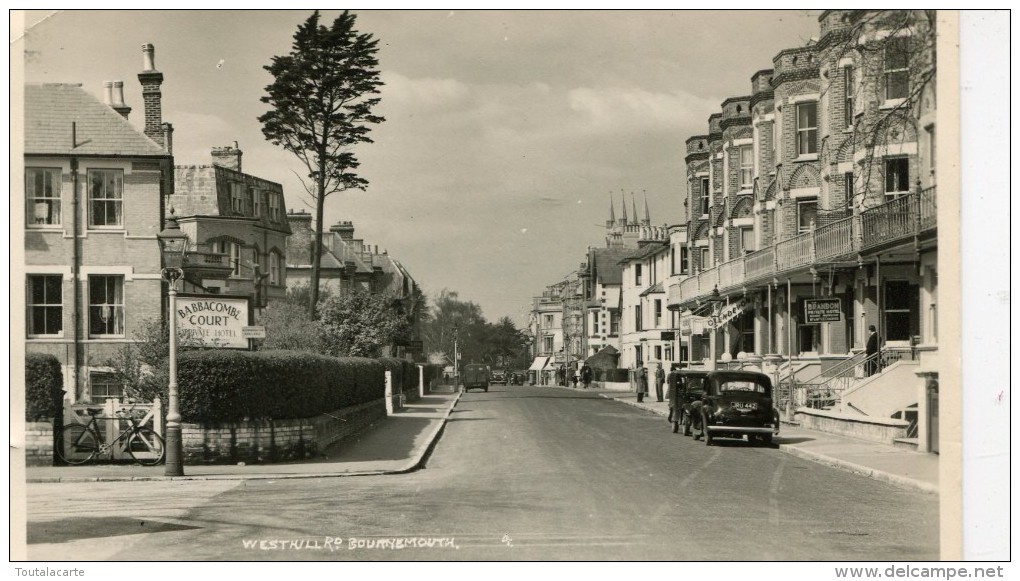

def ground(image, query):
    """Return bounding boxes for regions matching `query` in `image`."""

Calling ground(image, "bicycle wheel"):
[57,424,98,465]
[127,427,165,466]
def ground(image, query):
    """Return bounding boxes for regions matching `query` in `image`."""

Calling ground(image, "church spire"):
[619,189,628,225]
[608,191,616,223]
[643,190,651,226]
[630,192,638,225]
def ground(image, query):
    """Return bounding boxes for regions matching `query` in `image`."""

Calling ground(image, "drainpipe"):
[70,123,81,401]
[767,283,773,354]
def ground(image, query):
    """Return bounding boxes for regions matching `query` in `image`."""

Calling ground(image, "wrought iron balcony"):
[666,187,938,310]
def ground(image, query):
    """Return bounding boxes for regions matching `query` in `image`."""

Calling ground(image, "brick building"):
[172,142,292,310]
[23,44,174,403]
[666,10,940,452]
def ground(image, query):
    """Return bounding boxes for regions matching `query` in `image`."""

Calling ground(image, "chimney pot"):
[103,81,113,105]
[112,81,126,106]
[142,43,156,71]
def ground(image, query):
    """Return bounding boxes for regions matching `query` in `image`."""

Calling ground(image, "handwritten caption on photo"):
[242,537,459,552]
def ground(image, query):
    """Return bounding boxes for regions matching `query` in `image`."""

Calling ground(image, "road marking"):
[678,448,721,488]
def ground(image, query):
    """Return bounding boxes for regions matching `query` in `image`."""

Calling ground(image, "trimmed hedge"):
[177,350,384,424]
[25,353,64,421]
[379,357,419,394]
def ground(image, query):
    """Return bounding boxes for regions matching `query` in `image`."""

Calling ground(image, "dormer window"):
[230,182,244,214]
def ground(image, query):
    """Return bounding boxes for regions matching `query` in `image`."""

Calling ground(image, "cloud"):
[380,71,473,112]
[567,86,720,134]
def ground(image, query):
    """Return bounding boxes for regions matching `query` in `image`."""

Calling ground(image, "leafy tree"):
[317,288,410,358]
[259,10,385,317]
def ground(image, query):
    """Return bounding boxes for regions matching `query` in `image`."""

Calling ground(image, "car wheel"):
[703,415,714,446]
[691,414,702,441]
[760,434,773,446]
[682,412,692,436]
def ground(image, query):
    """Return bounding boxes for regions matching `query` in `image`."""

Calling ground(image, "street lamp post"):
[705,286,725,371]
[453,325,460,392]
[157,212,189,477]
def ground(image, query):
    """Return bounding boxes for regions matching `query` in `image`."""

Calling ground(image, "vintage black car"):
[669,369,709,436]
[687,370,780,445]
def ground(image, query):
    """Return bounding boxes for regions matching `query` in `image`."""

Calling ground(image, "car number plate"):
[732,402,758,411]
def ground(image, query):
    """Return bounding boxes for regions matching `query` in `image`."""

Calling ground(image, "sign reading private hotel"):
[804,298,842,323]
[176,296,250,348]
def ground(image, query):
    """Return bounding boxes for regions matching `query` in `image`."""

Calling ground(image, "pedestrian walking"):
[865,325,881,376]
[581,363,593,389]
[636,364,648,403]
[655,363,665,403]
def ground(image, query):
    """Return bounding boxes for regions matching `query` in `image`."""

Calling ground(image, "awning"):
[528,356,550,371]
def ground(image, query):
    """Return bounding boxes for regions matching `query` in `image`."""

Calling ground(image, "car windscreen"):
[684,377,705,393]
[718,379,768,394]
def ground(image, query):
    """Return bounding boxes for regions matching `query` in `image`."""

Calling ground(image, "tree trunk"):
[309,159,328,319]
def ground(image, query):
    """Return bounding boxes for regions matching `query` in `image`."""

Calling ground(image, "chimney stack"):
[211,142,243,172]
[111,80,132,119]
[103,81,114,105]
[138,43,165,148]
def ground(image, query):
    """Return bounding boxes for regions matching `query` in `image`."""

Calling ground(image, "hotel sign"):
[804,298,842,323]
[177,296,250,349]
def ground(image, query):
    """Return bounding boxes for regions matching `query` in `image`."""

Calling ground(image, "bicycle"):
[56,403,166,466]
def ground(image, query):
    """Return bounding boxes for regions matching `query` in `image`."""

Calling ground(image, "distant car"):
[461,364,490,392]
[688,370,780,446]
[491,370,508,385]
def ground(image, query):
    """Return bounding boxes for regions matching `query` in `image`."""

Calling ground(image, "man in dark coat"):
[654,364,666,402]
[581,364,593,389]
[865,325,880,376]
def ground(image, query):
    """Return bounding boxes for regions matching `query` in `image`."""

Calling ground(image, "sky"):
[20,9,821,325]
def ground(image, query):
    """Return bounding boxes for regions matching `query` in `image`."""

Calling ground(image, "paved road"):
[25,386,938,561]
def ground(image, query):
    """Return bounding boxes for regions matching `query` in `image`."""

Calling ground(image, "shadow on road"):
[28,517,201,544]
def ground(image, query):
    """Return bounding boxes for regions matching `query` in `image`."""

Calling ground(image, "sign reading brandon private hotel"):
[804,298,842,323]
[176,295,250,348]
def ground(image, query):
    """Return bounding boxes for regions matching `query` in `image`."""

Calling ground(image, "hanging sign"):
[804,298,842,323]
[176,295,250,348]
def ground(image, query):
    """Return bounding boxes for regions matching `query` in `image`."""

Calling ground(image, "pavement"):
[23,391,461,483]
[23,384,939,494]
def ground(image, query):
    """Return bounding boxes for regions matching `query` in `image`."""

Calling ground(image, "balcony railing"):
[667,186,938,309]
[745,246,775,281]
[814,216,855,261]
[861,195,913,250]
[776,232,812,271]
[718,256,745,290]
[183,244,231,272]
[919,186,937,231]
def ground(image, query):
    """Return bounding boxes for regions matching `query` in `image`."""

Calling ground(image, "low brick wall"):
[25,420,55,466]
[794,407,910,445]
[182,399,387,465]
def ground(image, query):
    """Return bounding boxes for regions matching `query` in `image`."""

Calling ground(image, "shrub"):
[177,349,385,424]
[25,353,64,421]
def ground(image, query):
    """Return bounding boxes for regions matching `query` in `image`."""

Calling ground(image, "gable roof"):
[25,83,168,157]
[618,242,667,264]
[590,247,633,286]
[639,281,664,296]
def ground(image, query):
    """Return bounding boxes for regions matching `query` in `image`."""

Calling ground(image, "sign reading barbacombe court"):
[804,298,842,323]
[176,295,250,348]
